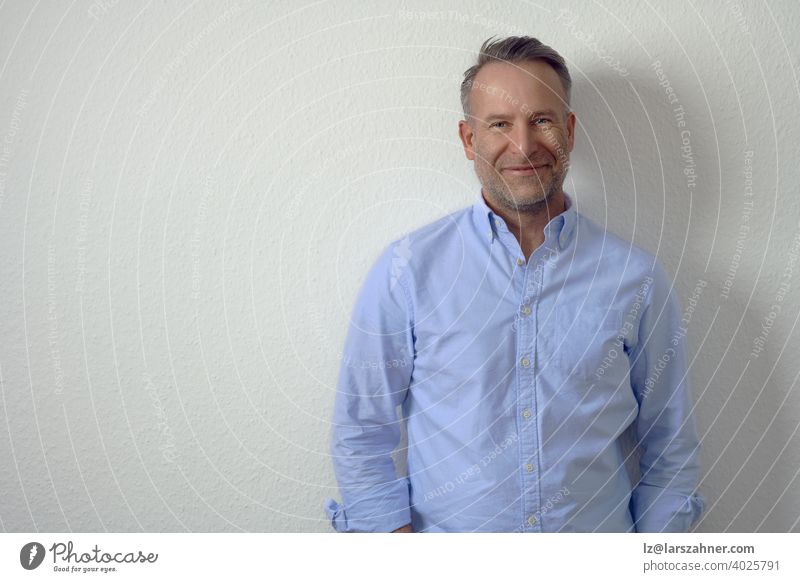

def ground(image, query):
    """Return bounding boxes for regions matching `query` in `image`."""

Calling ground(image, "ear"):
[458,119,476,161]
[565,110,576,153]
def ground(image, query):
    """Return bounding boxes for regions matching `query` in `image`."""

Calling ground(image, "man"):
[324,36,705,533]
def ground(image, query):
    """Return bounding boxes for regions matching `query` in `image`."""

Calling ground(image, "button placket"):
[517,259,542,532]
[522,247,557,531]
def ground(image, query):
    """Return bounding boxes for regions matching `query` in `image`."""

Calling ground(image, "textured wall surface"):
[0,0,798,532]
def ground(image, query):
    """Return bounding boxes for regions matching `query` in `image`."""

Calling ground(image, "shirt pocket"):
[554,305,625,381]
[552,305,639,441]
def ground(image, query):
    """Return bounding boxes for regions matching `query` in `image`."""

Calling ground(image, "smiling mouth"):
[502,165,549,176]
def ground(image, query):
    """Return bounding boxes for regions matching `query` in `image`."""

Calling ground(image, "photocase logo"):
[20,542,46,570]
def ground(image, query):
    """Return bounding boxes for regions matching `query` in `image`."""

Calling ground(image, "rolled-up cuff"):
[324,498,411,533]
[631,486,705,533]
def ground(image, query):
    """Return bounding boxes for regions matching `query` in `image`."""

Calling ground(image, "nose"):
[508,123,540,161]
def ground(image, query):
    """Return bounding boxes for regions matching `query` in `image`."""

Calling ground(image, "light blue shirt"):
[325,192,705,532]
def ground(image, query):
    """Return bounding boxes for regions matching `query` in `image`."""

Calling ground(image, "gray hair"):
[460,36,572,119]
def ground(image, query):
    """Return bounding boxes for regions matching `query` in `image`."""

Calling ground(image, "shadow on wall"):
[567,64,719,526]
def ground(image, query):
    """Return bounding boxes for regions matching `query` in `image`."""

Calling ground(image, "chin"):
[506,188,563,211]
[511,189,549,204]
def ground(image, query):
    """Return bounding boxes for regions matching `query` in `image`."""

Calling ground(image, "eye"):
[532,118,552,126]
[490,121,508,129]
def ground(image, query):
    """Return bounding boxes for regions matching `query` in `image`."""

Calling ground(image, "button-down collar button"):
[516,257,524,266]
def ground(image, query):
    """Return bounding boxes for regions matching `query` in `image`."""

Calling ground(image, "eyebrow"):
[482,109,560,123]
[526,109,560,118]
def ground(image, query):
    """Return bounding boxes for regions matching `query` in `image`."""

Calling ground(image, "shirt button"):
[520,356,530,367]
[521,305,532,316]
[528,515,537,526]
[522,409,531,419]
[526,463,534,472]
[516,257,524,266]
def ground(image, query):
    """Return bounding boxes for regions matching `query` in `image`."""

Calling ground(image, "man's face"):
[458,59,576,213]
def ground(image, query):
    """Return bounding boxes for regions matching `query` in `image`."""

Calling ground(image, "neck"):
[483,190,566,259]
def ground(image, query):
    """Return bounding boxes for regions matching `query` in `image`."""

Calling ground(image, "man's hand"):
[392,523,413,533]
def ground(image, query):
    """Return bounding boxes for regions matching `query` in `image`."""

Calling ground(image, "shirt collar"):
[471,190,578,251]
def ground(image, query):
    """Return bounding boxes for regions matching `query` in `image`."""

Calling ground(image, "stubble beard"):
[479,160,568,215]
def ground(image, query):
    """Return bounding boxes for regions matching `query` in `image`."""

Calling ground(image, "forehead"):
[469,60,567,113]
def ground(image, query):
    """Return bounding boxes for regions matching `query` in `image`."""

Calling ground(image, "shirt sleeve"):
[324,241,415,532]
[627,263,706,533]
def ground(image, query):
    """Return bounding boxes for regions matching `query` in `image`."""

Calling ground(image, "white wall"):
[1,0,798,532]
